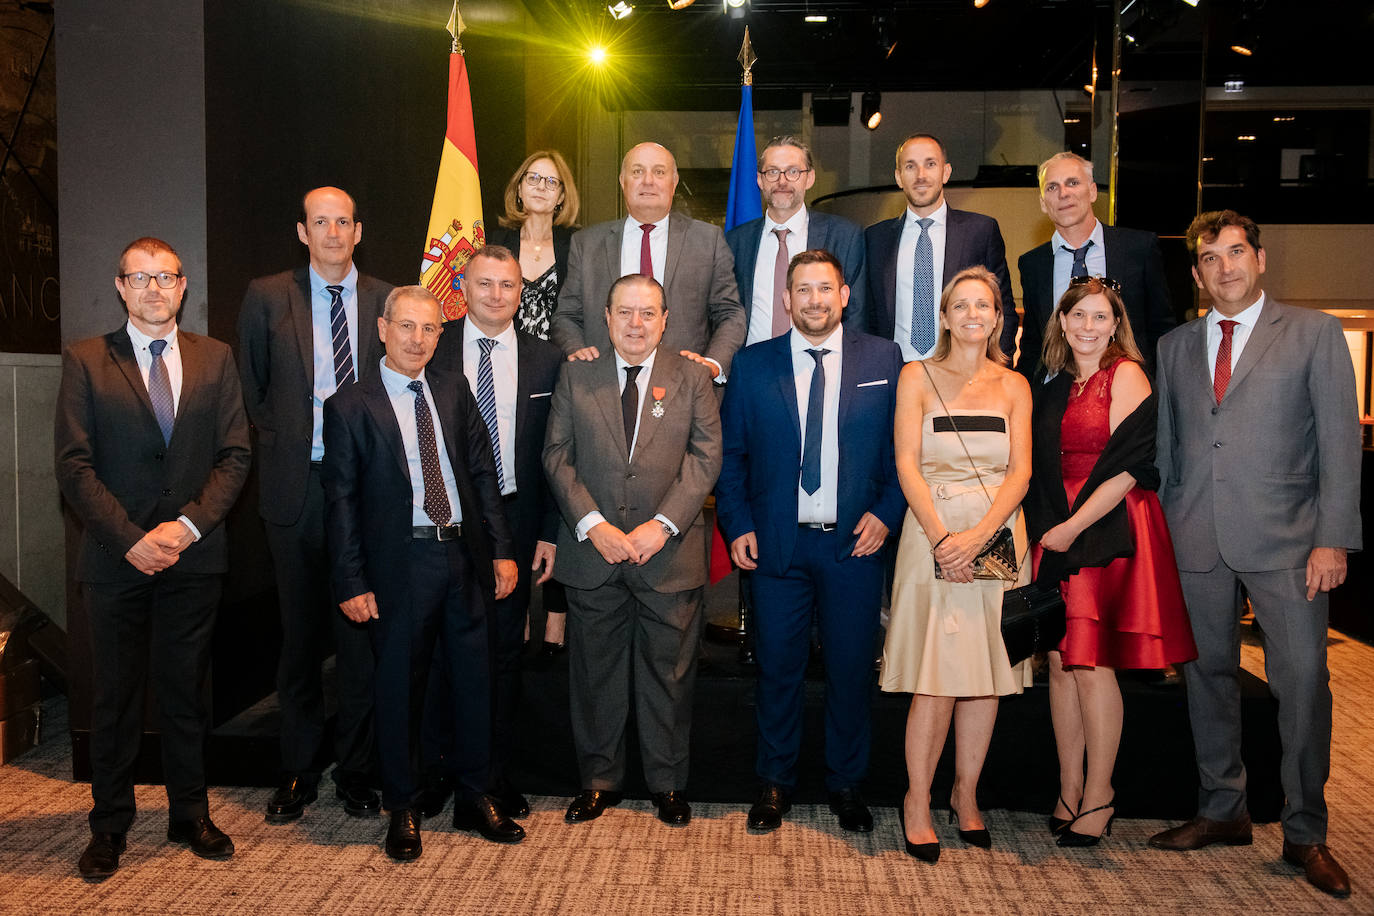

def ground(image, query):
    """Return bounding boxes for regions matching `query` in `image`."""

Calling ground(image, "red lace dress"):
[1054,361,1197,669]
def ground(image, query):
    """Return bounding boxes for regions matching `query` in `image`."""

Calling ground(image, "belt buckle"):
[437,524,461,542]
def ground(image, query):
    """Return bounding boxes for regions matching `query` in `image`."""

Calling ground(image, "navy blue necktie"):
[147,338,175,444]
[326,284,356,387]
[910,218,935,355]
[408,379,451,526]
[800,348,829,495]
[1063,240,1094,279]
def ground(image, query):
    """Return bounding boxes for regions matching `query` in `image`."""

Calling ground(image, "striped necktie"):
[326,284,355,387]
[475,337,506,492]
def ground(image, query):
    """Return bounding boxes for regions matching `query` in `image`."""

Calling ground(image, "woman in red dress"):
[1025,278,1197,847]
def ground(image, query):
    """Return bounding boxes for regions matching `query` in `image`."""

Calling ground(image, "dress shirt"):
[461,319,518,495]
[791,324,841,524]
[378,357,463,527]
[619,214,670,284]
[1206,291,1265,383]
[309,264,360,461]
[574,348,680,542]
[894,201,948,362]
[1050,219,1107,307]
[747,207,810,347]
[125,320,201,540]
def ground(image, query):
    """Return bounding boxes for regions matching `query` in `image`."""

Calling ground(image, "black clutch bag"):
[1000,582,1067,666]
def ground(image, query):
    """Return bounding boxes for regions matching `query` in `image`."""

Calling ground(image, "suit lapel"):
[663,214,687,289]
[633,351,679,461]
[738,220,763,285]
[290,268,315,391]
[1226,299,1282,397]
[602,222,624,286]
[170,331,205,444]
[808,211,830,252]
[513,330,532,452]
[429,372,467,483]
[837,331,858,443]
[942,208,964,279]
[593,356,630,459]
[877,215,901,330]
[355,274,383,369]
[775,339,802,447]
[1183,317,1213,402]
[361,374,410,483]
[107,330,159,427]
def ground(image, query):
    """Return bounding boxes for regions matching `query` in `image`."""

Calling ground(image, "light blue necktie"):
[910,217,935,355]
[800,348,829,496]
[475,338,505,492]
[147,338,175,444]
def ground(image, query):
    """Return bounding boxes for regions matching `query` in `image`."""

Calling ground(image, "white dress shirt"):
[1206,291,1265,383]
[747,207,809,347]
[309,263,360,461]
[461,319,518,496]
[791,324,842,524]
[378,357,463,526]
[620,214,670,283]
[1050,218,1107,306]
[894,201,948,362]
[126,320,200,540]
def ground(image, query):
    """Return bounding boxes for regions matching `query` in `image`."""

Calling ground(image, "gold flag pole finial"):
[447,0,465,55]
[737,27,756,87]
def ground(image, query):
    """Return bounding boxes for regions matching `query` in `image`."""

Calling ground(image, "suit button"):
[154,452,165,461]
[1213,442,1222,448]
[626,473,636,480]
[162,488,173,496]
[618,505,626,512]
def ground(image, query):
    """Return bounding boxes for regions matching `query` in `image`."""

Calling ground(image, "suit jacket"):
[322,367,514,615]
[429,316,563,555]
[54,326,252,583]
[715,331,905,577]
[863,207,1019,357]
[1016,225,1173,378]
[486,224,573,294]
[543,349,723,593]
[237,266,393,525]
[724,210,869,336]
[550,214,747,376]
[1155,298,1362,573]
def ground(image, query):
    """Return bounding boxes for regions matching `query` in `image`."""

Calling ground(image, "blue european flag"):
[724,85,762,233]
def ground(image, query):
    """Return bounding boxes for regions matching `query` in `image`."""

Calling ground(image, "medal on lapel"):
[651,386,666,418]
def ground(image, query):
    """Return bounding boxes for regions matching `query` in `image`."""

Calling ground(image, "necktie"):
[910,217,935,355]
[475,338,505,492]
[326,284,355,387]
[770,227,792,338]
[800,348,829,495]
[1063,240,1094,279]
[408,379,452,526]
[622,365,642,456]
[1214,319,1239,404]
[639,223,655,278]
[147,338,175,444]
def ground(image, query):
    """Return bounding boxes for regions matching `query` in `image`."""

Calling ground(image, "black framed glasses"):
[758,167,812,182]
[522,171,562,190]
[119,271,182,289]
[1069,275,1122,293]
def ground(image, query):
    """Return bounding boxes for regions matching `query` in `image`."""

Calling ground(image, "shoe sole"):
[77,866,116,881]
[1149,836,1253,850]
[167,838,235,860]
[386,846,422,862]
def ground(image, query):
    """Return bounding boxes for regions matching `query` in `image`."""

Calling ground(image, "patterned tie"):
[475,338,505,492]
[326,284,355,387]
[1063,240,1094,279]
[622,365,642,456]
[771,227,792,338]
[800,348,829,495]
[639,223,655,278]
[147,338,175,445]
[910,217,935,355]
[1214,319,1239,404]
[408,379,452,526]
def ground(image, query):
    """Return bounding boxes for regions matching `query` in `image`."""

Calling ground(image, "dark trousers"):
[266,463,375,785]
[751,528,883,792]
[374,536,493,810]
[84,571,220,833]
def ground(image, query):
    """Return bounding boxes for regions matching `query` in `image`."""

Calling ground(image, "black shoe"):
[77,832,125,880]
[948,807,991,848]
[385,808,423,861]
[1057,800,1115,848]
[336,781,380,818]
[538,640,567,660]
[265,776,318,824]
[416,776,454,819]
[453,795,526,843]
[499,787,531,819]
[897,809,939,863]
[828,788,874,833]
[1048,795,1078,835]
[565,789,623,823]
[167,815,235,859]
[651,791,692,826]
[746,784,791,831]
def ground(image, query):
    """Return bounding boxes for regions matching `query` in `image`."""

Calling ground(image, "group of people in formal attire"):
[54,132,1359,900]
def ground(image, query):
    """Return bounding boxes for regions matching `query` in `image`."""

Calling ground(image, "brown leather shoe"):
[1282,841,1351,898]
[1148,814,1252,850]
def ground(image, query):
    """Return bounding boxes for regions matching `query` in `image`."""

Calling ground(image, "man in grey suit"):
[544,274,723,827]
[551,141,746,381]
[1149,210,1361,899]
[724,136,868,343]
[237,186,391,823]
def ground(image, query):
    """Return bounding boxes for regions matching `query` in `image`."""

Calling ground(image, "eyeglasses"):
[522,171,563,191]
[759,167,812,182]
[1069,275,1122,293]
[119,271,182,289]
[383,318,442,338]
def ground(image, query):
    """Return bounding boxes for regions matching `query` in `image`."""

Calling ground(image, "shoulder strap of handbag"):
[918,359,996,511]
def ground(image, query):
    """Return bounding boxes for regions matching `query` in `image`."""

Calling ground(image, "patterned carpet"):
[1,633,1370,915]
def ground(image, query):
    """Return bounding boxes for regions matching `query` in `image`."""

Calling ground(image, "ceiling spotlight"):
[1224,79,1245,92]
[804,14,827,22]
[974,0,991,7]
[608,1,634,19]
[861,91,882,130]
[1180,0,1199,6]
[724,0,748,18]
[588,45,608,64]
[725,0,747,7]
[1231,42,1253,56]
[667,0,696,7]
[1237,135,1257,141]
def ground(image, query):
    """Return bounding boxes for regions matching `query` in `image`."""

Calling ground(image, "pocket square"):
[530,391,553,399]
[856,379,888,388]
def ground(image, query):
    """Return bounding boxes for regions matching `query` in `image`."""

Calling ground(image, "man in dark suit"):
[56,237,251,879]
[544,274,723,827]
[1149,211,1361,898]
[237,186,392,823]
[716,250,904,834]
[420,245,562,820]
[725,136,868,344]
[324,285,522,860]
[551,141,746,381]
[864,133,1018,361]
[1015,152,1173,377]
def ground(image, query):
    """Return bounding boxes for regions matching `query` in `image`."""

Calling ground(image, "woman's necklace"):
[1072,374,1090,396]
[523,231,552,260]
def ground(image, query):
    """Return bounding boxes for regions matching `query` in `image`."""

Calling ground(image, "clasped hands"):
[125,520,195,575]
[587,520,668,566]
[933,528,988,584]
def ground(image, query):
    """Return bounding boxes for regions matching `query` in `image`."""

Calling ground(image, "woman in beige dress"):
[879,266,1034,862]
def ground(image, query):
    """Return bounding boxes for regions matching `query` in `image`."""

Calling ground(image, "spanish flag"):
[420,2,485,320]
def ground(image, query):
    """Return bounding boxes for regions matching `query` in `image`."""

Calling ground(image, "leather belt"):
[799,522,837,532]
[412,524,462,541]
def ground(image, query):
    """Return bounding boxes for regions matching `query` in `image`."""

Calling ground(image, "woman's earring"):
[516,194,524,211]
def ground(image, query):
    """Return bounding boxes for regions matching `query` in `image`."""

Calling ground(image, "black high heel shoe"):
[1057,800,1116,848]
[948,807,992,849]
[898,808,940,863]
[1048,795,1079,835]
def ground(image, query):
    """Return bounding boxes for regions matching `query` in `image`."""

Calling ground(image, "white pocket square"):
[530,391,553,399]
[856,379,888,388]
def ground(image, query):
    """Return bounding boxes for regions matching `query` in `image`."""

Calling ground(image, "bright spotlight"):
[588,45,608,64]
[608,2,634,19]
[725,0,748,6]
[861,91,883,131]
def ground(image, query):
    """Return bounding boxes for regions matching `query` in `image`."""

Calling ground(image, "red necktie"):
[1214,319,1238,404]
[639,223,655,278]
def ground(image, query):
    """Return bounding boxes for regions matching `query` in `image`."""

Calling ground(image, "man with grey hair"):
[725,136,868,344]
[1016,151,1174,377]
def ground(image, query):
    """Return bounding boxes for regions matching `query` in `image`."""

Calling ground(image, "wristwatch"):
[659,521,674,538]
